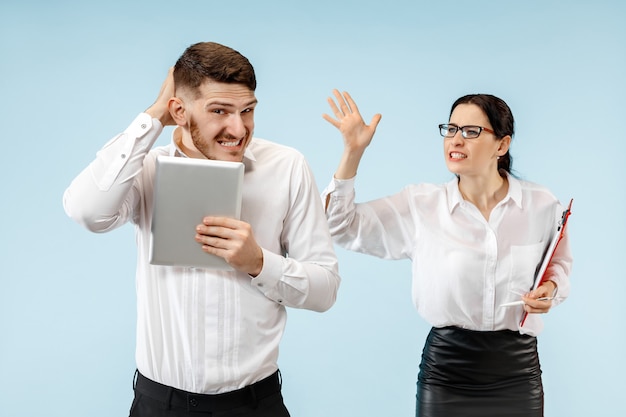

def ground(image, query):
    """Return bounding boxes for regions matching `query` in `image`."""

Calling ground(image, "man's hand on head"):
[146,67,176,126]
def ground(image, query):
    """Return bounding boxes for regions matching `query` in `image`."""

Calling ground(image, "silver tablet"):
[149,155,244,269]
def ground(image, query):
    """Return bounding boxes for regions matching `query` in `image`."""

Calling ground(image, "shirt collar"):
[506,173,523,208]
[446,177,463,213]
[168,127,257,162]
[446,171,523,213]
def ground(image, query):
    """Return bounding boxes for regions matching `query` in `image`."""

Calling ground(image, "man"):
[63,42,340,417]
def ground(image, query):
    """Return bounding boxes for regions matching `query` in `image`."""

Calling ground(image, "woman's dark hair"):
[450,94,514,174]
[173,42,256,97]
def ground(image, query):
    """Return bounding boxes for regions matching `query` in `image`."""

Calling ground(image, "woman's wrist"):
[547,280,558,297]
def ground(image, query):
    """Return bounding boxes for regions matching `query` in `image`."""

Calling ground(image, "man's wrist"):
[145,105,170,126]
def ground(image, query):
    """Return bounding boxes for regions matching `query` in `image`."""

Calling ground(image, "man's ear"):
[168,97,187,126]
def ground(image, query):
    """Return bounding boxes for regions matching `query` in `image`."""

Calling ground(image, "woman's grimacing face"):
[443,103,507,179]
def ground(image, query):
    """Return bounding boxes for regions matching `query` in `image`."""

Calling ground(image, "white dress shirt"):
[63,113,340,394]
[322,174,572,337]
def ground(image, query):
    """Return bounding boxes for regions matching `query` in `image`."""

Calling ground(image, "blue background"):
[1,1,624,416]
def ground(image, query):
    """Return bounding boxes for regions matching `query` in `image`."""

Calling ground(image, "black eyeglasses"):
[438,124,495,139]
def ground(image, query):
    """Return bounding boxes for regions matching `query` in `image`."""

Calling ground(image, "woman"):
[321,90,572,417]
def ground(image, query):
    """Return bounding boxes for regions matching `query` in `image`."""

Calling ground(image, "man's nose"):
[226,114,246,138]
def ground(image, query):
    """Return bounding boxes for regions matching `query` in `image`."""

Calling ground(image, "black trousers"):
[416,326,544,417]
[129,370,290,417]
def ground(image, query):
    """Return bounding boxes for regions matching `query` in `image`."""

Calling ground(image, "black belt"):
[134,370,282,412]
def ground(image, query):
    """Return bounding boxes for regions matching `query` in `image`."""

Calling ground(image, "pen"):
[500,297,553,308]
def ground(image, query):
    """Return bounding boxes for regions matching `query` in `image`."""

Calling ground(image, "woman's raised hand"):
[323,90,382,179]
[323,89,382,153]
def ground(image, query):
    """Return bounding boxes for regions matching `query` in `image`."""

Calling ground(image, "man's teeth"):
[220,140,241,147]
[451,152,466,159]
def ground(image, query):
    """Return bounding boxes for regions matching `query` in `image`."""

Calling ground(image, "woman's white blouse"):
[322,174,572,336]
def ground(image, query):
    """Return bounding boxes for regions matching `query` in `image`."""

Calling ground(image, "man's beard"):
[188,117,246,161]
[188,117,215,160]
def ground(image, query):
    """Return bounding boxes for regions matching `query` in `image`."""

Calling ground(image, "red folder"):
[520,198,573,327]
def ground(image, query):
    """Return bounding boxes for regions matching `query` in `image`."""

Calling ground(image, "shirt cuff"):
[328,176,355,196]
[251,248,285,304]
[127,113,161,138]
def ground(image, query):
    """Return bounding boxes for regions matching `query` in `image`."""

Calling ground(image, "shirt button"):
[189,398,198,407]
[140,123,147,129]
[277,299,283,303]
[257,283,264,287]
[120,154,126,159]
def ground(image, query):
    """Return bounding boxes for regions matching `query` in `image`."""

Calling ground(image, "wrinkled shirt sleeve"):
[252,159,340,313]
[321,176,415,260]
[63,113,162,232]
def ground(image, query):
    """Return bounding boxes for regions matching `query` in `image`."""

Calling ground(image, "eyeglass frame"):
[438,123,496,139]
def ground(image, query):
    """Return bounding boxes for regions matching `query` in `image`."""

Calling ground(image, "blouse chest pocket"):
[508,242,546,295]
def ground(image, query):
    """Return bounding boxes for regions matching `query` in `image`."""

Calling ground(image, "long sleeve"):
[251,151,340,313]
[63,113,163,232]
[321,176,415,260]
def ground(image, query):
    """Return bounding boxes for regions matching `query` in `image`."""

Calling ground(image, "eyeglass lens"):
[440,125,482,139]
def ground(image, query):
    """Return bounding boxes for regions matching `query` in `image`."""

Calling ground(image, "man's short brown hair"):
[174,42,256,97]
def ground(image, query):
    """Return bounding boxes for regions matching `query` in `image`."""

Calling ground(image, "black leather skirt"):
[416,326,544,417]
